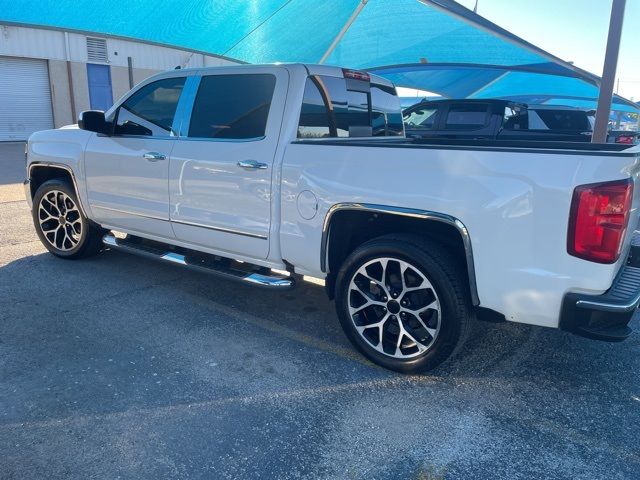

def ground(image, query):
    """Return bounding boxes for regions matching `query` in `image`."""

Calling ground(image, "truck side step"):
[102,233,295,289]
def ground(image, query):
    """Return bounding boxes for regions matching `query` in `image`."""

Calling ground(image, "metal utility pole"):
[592,0,626,143]
[319,0,368,64]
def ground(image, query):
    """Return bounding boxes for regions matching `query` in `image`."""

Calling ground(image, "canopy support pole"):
[592,0,626,143]
[319,0,368,64]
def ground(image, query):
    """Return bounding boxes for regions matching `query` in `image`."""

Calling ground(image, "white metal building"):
[0,24,239,141]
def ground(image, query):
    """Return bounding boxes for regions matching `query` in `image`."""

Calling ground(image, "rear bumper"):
[23,179,32,208]
[560,235,640,342]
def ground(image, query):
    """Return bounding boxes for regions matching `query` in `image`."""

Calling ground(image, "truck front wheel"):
[334,234,471,373]
[32,179,104,259]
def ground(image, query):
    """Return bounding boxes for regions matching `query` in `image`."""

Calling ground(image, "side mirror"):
[78,110,108,134]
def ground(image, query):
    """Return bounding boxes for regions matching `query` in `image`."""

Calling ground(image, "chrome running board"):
[102,234,294,289]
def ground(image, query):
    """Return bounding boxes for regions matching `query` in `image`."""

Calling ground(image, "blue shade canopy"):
[370,64,640,114]
[0,0,588,70]
[1,0,635,113]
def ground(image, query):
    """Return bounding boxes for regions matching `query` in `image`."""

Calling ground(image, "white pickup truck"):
[24,63,640,373]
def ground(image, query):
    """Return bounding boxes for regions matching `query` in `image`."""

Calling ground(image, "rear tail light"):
[568,178,633,263]
[342,68,370,82]
[616,135,634,144]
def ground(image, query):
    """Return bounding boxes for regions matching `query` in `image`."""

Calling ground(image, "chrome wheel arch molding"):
[321,202,479,306]
[28,162,89,218]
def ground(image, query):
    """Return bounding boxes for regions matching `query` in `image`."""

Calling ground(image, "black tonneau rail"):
[410,137,632,152]
[292,137,638,156]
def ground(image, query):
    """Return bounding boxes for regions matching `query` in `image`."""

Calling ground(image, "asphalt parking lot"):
[1,142,639,480]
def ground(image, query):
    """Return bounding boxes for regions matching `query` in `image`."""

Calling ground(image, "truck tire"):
[334,234,471,373]
[32,179,104,259]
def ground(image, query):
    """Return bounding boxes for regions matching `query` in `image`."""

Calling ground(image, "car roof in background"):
[527,104,589,111]
[403,98,526,111]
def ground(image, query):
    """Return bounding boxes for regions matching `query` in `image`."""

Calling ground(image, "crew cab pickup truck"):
[24,64,640,373]
[403,99,593,142]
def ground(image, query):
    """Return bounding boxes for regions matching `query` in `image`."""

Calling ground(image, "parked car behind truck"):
[403,99,596,142]
[25,64,640,373]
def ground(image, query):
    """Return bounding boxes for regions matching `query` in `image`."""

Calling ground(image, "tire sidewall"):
[335,241,464,373]
[32,179,91,258]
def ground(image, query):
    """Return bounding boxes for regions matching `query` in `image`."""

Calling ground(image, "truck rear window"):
[531,110,591,131]
[298,75,403,138]
[444,103,488,130]
[503,107,591,132]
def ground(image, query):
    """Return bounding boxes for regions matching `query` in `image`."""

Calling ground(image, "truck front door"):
[169,67,288,259]
[84,76,187,238]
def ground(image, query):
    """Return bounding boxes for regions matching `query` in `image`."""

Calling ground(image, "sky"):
[455,0,640,101]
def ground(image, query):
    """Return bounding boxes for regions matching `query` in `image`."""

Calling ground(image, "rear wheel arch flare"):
[321,203,479,305]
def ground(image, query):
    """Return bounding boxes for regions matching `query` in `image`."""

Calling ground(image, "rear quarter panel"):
[280,142,640,328]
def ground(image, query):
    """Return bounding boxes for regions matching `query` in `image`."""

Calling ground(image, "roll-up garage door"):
[0,57,54,141]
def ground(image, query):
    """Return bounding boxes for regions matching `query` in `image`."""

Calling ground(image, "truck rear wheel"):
[32,179,104,259]
[334,234,471,373]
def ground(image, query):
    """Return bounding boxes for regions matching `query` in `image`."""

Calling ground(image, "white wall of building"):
[0,24,240,138]
[0,24,236,70]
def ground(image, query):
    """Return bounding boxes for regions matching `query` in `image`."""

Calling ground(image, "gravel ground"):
[1,142,639,479]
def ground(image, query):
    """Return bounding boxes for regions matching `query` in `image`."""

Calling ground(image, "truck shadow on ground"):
[1,248,639,480]
[2,248,637,389]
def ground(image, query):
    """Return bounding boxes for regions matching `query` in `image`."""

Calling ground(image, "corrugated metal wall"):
[0,56,54,140]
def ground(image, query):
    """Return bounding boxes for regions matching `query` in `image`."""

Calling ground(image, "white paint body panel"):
[168,66,289,259]
[279,142,640,327]
[84,135,176,238]
[26,64,640,331]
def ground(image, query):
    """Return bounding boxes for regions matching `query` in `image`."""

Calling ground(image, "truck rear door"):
[168,66,288,259]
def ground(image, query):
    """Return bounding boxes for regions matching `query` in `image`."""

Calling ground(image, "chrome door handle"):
[237,160,268,170]
[143,152,166,161]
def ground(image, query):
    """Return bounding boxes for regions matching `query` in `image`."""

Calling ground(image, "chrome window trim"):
[176,136,267,143]
[173,75,201,137]
[28,162,88,218]
[98,134,177,141]
[321,202,480,305]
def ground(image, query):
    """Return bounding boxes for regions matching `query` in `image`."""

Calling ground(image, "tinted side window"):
[189,74,276,139]
[533,110,591,131]
[403,107,438,129]
[297,75,403,138]
[503,106,528,130]
[115,77,185,136]
[298,77,332,138]
[444,104,488,130]
[371,84,403,136]
[320,76,370,137]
